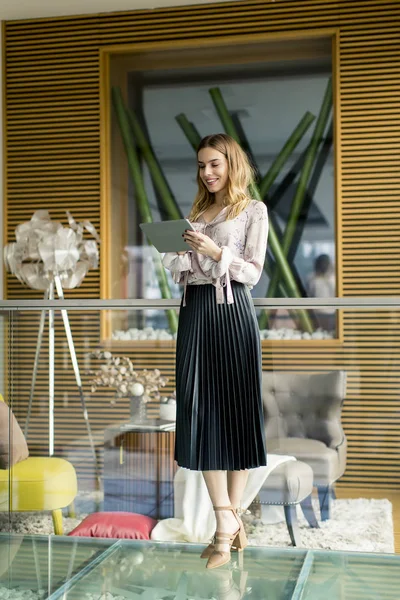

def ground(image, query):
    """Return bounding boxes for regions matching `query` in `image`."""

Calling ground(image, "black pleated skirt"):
[175,281,267,471]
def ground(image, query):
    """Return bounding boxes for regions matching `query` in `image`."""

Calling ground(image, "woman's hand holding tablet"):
[139,219,195,253]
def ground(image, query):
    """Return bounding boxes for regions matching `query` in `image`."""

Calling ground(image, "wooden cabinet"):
[103,423,176,519]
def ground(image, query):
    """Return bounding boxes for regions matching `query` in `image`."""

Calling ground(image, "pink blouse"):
[162,199,269,306]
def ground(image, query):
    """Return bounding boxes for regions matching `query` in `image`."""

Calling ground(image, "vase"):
[129,395,146,424]
[159,401,176,421]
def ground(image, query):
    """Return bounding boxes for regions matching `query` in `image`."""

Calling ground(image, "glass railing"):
[0,297,399,598]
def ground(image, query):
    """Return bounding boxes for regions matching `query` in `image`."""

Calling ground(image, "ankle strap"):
[213,505,234,511]
[215,531,236,540]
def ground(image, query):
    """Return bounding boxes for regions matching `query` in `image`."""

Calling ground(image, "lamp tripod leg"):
[49,281,55,456]
[54,276,101,489]
[25,294,47,438]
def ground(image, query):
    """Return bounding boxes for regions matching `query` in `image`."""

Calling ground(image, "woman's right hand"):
[177,251,186,255]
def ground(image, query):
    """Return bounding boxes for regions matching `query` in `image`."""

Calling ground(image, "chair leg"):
[52,509,64,535]
[300,494,320,529]
[284,505,301,547]
[318,485,332,521]
[67,501,76,519]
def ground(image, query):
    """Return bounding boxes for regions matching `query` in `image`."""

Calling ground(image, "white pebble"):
[0,588,44,600]
[312,331,324,340]
[112,326,334,341]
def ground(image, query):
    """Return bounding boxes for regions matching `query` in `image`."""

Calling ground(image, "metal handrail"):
[0,296,399,310]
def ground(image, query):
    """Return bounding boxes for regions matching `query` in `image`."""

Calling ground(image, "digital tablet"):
[139,219,195,253]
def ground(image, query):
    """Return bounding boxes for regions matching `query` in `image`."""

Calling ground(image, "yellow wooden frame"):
[2,21,8,300]
[98,28,342,346]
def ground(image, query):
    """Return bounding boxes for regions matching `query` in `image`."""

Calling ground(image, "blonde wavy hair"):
[188,133,255,222]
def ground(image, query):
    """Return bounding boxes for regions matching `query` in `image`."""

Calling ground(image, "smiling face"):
[197,147,229,199]
[189,133,255,222]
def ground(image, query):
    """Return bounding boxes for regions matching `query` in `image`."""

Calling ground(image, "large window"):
[102,35,338,342]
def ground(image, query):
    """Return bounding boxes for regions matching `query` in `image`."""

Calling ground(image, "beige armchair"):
[262,370,347,520]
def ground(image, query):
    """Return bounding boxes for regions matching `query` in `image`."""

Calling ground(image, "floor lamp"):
[24,274,101,487]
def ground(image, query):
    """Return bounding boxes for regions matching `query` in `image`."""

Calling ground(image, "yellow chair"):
[0,395,78,534]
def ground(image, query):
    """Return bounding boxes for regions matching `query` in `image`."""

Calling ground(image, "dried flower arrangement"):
[86,350,168,403]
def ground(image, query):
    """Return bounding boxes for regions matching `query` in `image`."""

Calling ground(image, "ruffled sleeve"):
[206,201,269,287]
[162,252,192,284]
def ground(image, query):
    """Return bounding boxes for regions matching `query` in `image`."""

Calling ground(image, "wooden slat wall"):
[3,0,400,489]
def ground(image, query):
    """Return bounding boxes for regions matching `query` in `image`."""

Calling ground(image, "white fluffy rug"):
[0,498,394,554]
[244,498,394,553]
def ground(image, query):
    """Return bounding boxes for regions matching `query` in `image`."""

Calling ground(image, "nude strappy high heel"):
[200,535,219,559]
[205,506,248,570]
[200,507,242,559]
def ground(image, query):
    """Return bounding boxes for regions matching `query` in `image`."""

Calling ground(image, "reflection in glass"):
[0,534,114,599]
[1,534,399,599]
[3,306,399,576]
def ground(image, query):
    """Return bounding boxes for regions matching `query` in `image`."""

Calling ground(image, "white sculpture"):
[4,209,99,290]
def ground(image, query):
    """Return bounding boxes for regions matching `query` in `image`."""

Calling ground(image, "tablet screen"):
[140,219,195,253]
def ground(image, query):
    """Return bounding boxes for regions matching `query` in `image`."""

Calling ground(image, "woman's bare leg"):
[202,470,240,552]
[227,470,249,510]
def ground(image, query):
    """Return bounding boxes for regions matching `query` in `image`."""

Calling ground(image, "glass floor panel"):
[1,534,400,599]
[0,533,115,599]
[50,542,306,600]
[301,551,400,600]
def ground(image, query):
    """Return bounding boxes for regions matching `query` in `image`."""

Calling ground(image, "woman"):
[163,133,268,569]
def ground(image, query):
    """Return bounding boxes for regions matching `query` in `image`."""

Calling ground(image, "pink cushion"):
[68,512,157,540]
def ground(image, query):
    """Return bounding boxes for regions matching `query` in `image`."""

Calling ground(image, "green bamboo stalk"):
[177,107,314,224]
[266,78,333,300]
[111,87,178,333]
[175,109,298,321]
[280,79,332,256]
[289,120,333,262]
[112,88,152,222]
[175,114,202,150]
[262,123,333,331]
[259,112,315,198]
[209,88,241,143]
[175,110,296,305]
[258,261,287,330]
[177,108,310,297]
[232,113,259,176]
[126,105,182,220]
[208,87,313,332]
[264,260,288,298]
